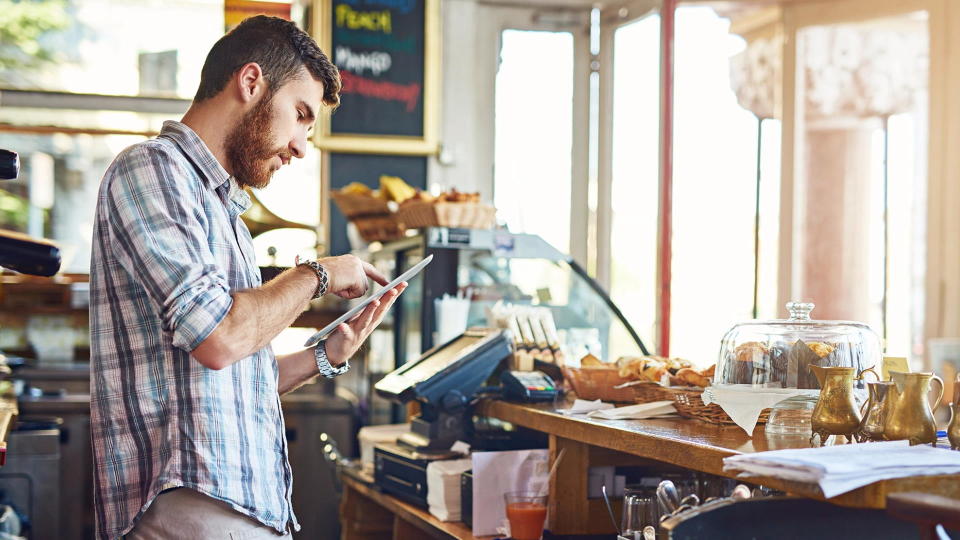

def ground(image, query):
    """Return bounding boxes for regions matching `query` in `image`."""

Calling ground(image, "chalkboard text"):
[336,0,417,15]
[340,70,422,111]
[336,45,392,76]
[335,4,392,33]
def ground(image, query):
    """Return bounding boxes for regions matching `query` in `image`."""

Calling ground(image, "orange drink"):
[504,492,547,540]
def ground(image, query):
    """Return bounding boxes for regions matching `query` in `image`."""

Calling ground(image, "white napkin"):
[556,398,614,415]
[702,385,817,434]
[426,458,472,521]
[587,400,677,420]
[723,440,960,497]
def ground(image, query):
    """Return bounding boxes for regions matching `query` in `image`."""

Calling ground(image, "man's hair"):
[195,15,341,107]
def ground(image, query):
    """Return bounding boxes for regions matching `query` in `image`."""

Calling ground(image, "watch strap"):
[296,256,328,300]
[315,341,349,378]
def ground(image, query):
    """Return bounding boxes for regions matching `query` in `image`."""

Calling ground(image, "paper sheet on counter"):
[555,398,614,415]
[587,400,677,420]
[471,449,550,536]
[723,440,960,497]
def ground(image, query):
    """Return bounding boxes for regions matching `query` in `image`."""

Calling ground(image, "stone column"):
[729,22,926,322]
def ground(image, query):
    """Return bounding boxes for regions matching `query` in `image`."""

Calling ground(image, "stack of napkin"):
[723,440,960,497]
[426,458,473,522]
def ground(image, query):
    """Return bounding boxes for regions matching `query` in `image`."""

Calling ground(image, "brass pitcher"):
[856,380,893,442]
[948,401,960,450]
[884,371,944,446]
[947,375,960,450]
[809,365,871,446]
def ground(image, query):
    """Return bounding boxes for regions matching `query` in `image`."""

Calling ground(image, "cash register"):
[372,327,560,506]
[373,327,512,506]
[375,327,512,453]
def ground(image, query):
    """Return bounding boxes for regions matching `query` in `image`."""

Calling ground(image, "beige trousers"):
[126,488,290,540]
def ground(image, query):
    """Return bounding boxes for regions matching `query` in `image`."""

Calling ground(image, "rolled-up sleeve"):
[105,144,233,352]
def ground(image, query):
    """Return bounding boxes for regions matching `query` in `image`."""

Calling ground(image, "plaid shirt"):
[89,121,299,539]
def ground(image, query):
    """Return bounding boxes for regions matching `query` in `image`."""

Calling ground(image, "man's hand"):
[317,255,388,299]
[325,282,408,366]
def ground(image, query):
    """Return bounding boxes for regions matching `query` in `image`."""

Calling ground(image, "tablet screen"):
[303,254,433,347]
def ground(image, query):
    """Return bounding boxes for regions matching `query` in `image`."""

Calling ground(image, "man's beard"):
[225,94,283,189]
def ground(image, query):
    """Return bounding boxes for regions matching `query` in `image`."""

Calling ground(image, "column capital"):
[729,21,927,120]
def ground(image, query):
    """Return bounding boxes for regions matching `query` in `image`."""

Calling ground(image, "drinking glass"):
[621,490,657,540]
[504,491,547,540]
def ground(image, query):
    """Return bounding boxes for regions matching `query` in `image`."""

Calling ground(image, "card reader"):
[500,370,560,402]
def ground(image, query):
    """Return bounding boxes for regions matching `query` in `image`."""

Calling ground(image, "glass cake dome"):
[716,301,881,390]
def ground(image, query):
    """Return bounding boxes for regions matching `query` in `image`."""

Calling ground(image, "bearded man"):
[88,15,404,539]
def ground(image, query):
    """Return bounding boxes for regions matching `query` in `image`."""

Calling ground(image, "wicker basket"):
[351,215,406,243]
[562,366,637,403]
[635,383,673,404]
[663,386,771,426]
[618,381,673,404]
[331,191,391,218]
[398,200,496,230]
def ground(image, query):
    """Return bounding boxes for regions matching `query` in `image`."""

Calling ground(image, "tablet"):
[303,254,433,347]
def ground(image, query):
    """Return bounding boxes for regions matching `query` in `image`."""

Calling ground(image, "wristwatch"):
[295,256,328,300]
[315,341,349,378]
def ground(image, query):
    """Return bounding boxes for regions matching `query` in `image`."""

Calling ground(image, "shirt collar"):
[227,178,253,214]
[158,120,231,190]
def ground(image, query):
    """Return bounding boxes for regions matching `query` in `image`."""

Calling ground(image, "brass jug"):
[856,380,893,442]
[948,402,960,450]
[883,371,944,446]
[809,365,871,446]
[947,375,960,450]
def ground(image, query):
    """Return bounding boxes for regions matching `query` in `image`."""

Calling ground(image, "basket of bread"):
[332,178,497,242]
[562,354,710,403]
[397,189,496,230]
[330,176,416,243]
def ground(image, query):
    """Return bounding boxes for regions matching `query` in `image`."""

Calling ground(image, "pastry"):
[733,342,768,384]
[341,182,372,196]
[581,354,603,367]
[379,175,417,203]
[616,356,645,379]
[675,368,710,388]
[770,344,788,387]
[642,363,668,383]
[807,341,835,359]
[436,188,481,203]
[663,357,692,374]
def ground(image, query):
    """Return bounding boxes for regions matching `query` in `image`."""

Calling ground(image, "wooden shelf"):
[341,472,494,540]
[476,400,960,510]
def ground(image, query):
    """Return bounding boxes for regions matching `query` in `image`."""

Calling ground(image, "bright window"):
[608,15,660,352]
[494,29,574,254]
[669,7,772,365]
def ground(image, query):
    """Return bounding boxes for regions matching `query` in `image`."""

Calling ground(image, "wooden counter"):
[476,400,960,518]
[341,471,494,540]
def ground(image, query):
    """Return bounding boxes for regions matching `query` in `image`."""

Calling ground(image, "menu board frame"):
[312,0,440,155]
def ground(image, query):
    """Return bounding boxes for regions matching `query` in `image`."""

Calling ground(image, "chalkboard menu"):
[313,0,439,155]
[327,152,427,255]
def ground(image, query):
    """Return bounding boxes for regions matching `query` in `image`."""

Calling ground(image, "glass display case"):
[368,228,650,369]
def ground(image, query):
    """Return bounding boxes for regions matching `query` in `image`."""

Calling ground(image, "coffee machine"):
[0,149,62,277]
[0,148,63,536]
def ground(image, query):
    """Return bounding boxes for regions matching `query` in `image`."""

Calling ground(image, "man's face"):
[225,67,324,189]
